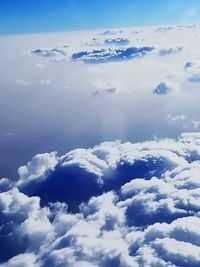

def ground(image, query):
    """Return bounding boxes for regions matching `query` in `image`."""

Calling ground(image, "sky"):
[1,0,200,34]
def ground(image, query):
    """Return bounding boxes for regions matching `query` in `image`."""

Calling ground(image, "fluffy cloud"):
[153,82,172,95]
[188,74,200,83]
[15,78,29,86]
[31,46,67,61]
[184,60,200,82]
[153,81,181,95]
[159,47,182,56]
[0,188,53,262]
[1,133,200,265]
[72,46,154,63]
[16,137,192,211]
[104,38,129,46]
[166,115,200,130]
[155,26,174,33]
[100,30,119,36]
[1,253,38,267]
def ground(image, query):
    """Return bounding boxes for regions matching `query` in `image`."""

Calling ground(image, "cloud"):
[166,114,189,128]
[1,133,200,265]
[104,38,129,46]
[15,79,29,86]
[153,82,172,95]
[184,60,200,82]
[0,188,53,262]
[100,30,118,36]
[72,46,154,63]
[127,216,200,266]
[153,81,181,95]
[0,253,38,267]
[184,60,200,72]
[16,137,191,211]
[2,25,200,185]
[188,73,200,83]
[184,61,194,70]
[40,79,51,85]
[92,82,118,95]
[0,178,13,192]
[17,152,58,185]
[119,176,197,226]
[105,87,117,94]
[31,46,67,61]
[159,47,182,56]
[35,63,45,69]
[166,115,200,130]
[155,26,174,33]
[3,23,200,265]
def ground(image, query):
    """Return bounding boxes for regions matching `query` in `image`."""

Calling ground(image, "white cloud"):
[153,81,181,95]
[0,133,200,265]
[31,46,67,61]
[167,115,200,130]
[15,78,29,86]
[166,114,189,128]
[17,152,58,185]
[104,38,129,46]
[1,253,38,267]
[35,63,45,69]
[72,46,154,63]
[2,24,200,266]
[40,79,51,85]
[159,46,183,56]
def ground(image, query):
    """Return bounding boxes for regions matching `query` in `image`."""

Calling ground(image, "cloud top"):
[72,47,154,63]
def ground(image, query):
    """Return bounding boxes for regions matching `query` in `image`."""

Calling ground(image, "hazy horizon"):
[1,0,200,35]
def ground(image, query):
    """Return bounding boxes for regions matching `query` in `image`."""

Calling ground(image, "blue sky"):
[0,0,200,34]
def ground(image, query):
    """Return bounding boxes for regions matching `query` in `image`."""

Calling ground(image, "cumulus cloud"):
[72,46,154,63]
[15,78,29,86]
[188,73,200,83]
[35,63,45,69]
[184,60,200,72]
[40,79,51,85]
[16,137,191,210]
[155,26,174,33]
[0,188,53,262]
[1,133,200,265]
[104,38,129,46]
[159,47,182,56]
[0,253,38,267]
[0,178,13,192]
[100,30,118,36]
[153,81,181,95]
[17,152,58,185]
[92,82,118,95]
[166,115,189,128]
[153,82,172,95]
[31,46,67,61]
[184,61,194,70]
[166,115,200,130]
[184,60,200,82]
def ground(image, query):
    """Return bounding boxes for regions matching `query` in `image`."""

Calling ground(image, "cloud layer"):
[1,133,200,266]
[2,23,200,266]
